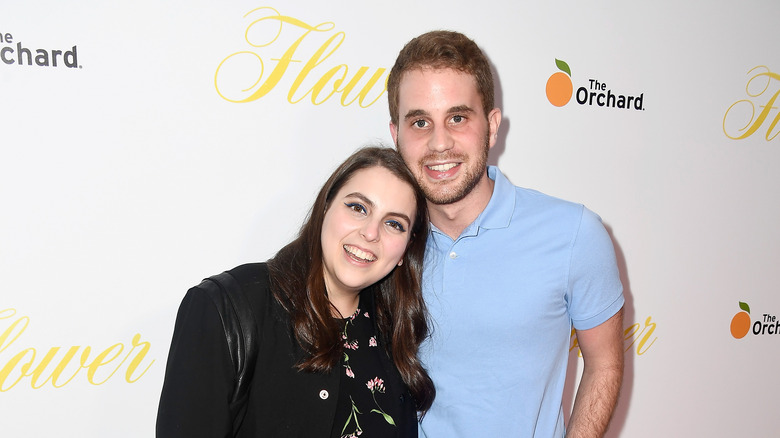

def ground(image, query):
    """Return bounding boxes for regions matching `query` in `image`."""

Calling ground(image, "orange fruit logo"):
[730,301,751,339]
[546,58,573,107]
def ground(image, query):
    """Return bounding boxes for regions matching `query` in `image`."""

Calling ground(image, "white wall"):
[2,1,779,436]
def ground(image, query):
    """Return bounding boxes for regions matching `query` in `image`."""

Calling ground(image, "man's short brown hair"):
[387,30,495,126]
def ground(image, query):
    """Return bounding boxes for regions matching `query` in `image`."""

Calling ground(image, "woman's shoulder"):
[222,262,274,305]
[226,262,270,286]
[224,262,290,320]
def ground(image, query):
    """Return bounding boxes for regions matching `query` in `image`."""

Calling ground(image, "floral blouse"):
[330,297,405,438]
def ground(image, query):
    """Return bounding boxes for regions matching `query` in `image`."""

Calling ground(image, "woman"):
[157,147,435,437]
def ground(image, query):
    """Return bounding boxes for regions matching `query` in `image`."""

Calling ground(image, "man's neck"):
[429,171,495,240]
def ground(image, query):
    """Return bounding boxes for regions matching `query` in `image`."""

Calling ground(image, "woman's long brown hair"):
[266,146,435,413]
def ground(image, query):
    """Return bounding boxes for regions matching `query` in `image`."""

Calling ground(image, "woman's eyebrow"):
[344,192,411,225]
[344,192,374,208]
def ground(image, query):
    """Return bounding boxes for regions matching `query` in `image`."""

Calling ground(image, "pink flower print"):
[349,308,360,321]
[344,339,359,350]
[341,394,364,436]
[366,377,385,393]
[363,312,369,318]
[366,377,395,425]
[343,353,355,378]
[368,336,377,347]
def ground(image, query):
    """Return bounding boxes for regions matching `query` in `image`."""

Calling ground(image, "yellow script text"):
[0,308,154,391]
[723,66,780,141]
[215,7,386,107]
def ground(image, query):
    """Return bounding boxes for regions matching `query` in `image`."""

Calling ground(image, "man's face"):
[390,68,500,205]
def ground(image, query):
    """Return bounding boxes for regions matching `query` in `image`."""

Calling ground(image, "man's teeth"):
[428,163,458,172]
[344,245,376,262]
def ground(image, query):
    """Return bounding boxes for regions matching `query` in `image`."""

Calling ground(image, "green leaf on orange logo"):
[739,301,750,314]
[555,58,572,77]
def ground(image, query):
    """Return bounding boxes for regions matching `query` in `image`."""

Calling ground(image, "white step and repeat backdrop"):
[2,1,779,436]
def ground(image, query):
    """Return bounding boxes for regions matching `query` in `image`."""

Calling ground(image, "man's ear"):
[487,108,502,149]
[389,121,398,145]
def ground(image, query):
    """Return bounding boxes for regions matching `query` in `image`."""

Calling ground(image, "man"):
[387,30,625,437]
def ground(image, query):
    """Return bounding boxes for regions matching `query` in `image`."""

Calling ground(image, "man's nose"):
[428,125,454,152]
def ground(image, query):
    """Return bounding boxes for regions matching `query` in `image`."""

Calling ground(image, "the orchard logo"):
[546,58,645,111]
[730,302,752,339]
[722,65,779,142]
[0,31,81,69]
[545,59,573,107]
[730,301,780,339]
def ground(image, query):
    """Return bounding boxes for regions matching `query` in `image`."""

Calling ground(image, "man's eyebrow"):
[447,105,475,114]
[403,109,428,121]
[402,105,475,121]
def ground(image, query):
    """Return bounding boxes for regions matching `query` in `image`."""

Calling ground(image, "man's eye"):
[345,203,366,214]
[413,120,427,128]
[452,115,464,123]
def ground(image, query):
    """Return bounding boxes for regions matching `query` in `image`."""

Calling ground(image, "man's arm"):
[566,307,625,438]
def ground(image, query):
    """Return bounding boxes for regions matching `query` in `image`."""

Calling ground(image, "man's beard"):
[400,133,490,206]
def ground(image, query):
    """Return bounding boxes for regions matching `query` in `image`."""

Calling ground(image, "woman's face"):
[321,166,416,299]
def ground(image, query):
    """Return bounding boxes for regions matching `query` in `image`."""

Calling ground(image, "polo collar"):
[430,166,515,238]
[478,166,515,230]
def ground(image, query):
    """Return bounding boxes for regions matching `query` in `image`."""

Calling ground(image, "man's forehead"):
[398,68,477,95]
[396,68,481,112]
[398,66,474,83]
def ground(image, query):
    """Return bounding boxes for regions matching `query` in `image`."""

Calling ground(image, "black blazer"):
[156,263,418,437]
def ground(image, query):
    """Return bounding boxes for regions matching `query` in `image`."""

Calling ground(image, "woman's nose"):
[359,219,380,242]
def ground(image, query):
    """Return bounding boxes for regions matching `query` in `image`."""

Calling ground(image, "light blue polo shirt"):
[419,166,624,437]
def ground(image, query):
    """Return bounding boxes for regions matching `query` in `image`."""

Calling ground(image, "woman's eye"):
[345,202,366,214]
[386,220,406,232]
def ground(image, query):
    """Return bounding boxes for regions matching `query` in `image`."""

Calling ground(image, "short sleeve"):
[568,207,624,330]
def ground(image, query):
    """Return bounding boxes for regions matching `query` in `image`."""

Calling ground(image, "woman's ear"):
[397,259,403,267]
